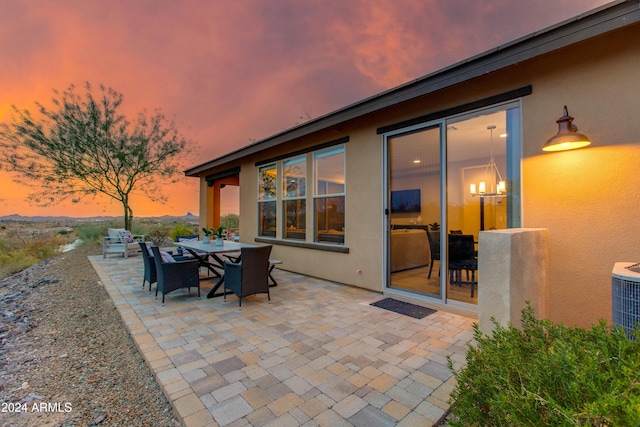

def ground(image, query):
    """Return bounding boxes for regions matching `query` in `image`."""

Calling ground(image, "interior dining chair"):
[426,229,441,279]
[448,234,478,297]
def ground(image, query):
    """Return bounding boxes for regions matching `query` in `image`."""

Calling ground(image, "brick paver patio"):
[89,254,475,426]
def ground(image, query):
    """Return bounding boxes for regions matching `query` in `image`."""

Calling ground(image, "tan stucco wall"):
[233,125,385,292]
[519,25,640,327]
[196,23,640,327]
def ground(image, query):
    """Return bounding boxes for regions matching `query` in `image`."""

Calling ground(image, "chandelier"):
[470,125,506,197]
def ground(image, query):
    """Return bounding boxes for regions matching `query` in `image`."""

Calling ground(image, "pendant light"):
[470,125,506,197]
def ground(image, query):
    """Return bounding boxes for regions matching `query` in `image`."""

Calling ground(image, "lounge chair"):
[103,228,145,258]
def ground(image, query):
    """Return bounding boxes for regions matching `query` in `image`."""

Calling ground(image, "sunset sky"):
[0,0,610,218]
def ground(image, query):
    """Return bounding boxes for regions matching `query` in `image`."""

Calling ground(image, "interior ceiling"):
[393,110,508,170]
[448,111,507,163]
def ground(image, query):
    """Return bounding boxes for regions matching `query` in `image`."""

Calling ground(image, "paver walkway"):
[89,255,475,427]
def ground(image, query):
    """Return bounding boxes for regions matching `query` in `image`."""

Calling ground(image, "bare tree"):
[0,83,195,230]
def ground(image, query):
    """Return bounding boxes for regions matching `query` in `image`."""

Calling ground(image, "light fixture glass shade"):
[543,106,591,151]
[470,126,506,198]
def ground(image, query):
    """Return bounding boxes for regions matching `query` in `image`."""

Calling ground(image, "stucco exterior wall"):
[233,123,385,291]
[520,25,640,326]
[196,22,640,327]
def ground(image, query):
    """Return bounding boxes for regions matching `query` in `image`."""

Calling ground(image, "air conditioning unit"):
[612,262,640,339]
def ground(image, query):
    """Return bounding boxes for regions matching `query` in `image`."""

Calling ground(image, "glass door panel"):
[387,125,442,298]
[445,106,520,306]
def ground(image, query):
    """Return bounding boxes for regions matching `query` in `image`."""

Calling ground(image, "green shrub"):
[0,233,69,279]
[24,238,64,259]
[147,226,170,246]
[169,223,198,241]
[221,214,239,229]
[76,223,107,246]
[448,304,640,426]
[130,222,148,237]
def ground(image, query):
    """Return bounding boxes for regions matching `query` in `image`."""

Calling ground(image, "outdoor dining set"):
[136,235,280,306]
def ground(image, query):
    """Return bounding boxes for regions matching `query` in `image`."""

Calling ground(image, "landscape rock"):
[0,246,179,426]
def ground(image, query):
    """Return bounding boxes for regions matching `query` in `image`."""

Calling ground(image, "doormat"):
[370,298,436,319]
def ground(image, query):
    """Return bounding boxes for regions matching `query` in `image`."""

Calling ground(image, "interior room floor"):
[390,262,478,305]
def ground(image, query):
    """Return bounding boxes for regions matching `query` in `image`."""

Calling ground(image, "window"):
[283,156,306,240]
[258,164,276,237]
[255,139,347,248]
[314,146,345,244]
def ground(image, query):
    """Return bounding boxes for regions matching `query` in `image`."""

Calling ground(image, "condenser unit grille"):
[612,262,640,339]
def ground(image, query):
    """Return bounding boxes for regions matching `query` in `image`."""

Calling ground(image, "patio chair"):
[448,234,478,297]
[427,229,440,279]
[103,228,145,258]
[223,245,272,307]
[176,234,221,277]
[175,234,199,255]
[223,252,281,286]
[139,242,157,291]
[139,242,190,292]
[150,246,200,304]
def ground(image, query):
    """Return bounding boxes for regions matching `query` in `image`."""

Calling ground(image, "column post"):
[478,228,549,333]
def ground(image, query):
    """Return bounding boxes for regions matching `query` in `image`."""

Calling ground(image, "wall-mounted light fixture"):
[543,106,591,152]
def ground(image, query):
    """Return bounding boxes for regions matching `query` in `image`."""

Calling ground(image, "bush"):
[0,233,68,279]
[169,223,198,241]
[221,213,239,229]
[147,226,170,247]
[76,223,107,246]
[448,304,640,426]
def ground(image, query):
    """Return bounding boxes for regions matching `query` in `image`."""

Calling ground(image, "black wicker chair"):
[223,245,272,307]
[139,242,157,291]
[140,242,191,292]
[175,234,200,256]
[176,234,222,277]
[150,246,200,304]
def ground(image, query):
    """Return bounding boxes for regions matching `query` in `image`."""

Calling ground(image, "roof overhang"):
[185,0,640,177]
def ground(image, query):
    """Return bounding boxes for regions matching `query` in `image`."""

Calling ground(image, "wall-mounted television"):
[391,189,421,213]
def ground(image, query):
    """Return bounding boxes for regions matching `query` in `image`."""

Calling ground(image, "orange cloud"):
[0,0,611,218]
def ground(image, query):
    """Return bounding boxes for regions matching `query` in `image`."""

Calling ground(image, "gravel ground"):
[0,246,180,427]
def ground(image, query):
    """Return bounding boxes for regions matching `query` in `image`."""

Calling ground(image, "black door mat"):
[370,298,437,319]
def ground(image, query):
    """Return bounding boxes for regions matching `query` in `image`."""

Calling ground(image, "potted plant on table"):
[202,226,226,245]
[202,227,213,244]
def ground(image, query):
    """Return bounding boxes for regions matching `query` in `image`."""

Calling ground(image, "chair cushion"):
[160,251,176,263]
[178,236,198,242]
[108,228,123,240]
[119,230,134,243]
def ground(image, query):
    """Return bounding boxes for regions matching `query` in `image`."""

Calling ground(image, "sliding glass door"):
[385,102,521,307]
[445,107,520,305]
[387,124,443,298]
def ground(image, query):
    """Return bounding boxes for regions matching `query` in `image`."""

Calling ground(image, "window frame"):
[282,155,307,240]
[257,163,277,237]
[313,145,346,245]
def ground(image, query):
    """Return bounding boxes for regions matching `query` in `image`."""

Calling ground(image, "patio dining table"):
[175,240,257,298]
